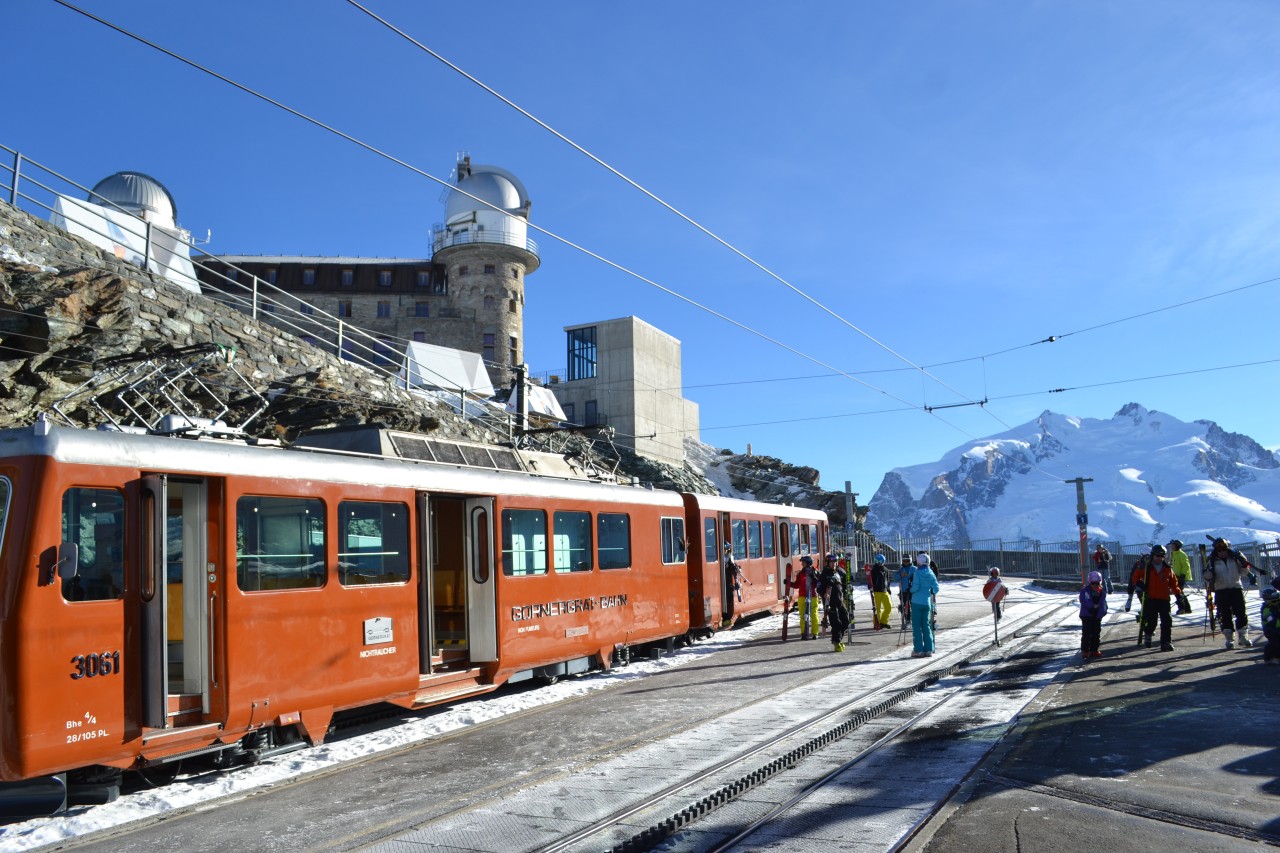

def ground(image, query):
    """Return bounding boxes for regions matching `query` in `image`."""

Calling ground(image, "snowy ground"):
[3,578,1228,852]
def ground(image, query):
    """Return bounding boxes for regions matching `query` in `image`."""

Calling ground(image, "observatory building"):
[196,156,539,390]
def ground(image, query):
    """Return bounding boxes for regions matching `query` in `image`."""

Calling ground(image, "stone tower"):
[431,157,540,391]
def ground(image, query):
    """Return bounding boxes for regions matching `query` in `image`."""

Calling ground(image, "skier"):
[869,554,893,630]
[786,555,820,640]
[909,552,941,658]
[983,567,1007,622]
[1205,537,1253,649]
[817,556,849,652]
[1125,548,1150,613]
[1138,544,1182,651]
[896,555,913,628]
[724,545,751,603]
[1092,544,1113,594]
[1261,587,1280,665]
[1079,570,1108,658]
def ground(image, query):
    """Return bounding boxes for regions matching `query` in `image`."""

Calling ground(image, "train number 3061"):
[70,651,121,680]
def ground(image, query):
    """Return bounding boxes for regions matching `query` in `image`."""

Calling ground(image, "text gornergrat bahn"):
[0,422,828,813]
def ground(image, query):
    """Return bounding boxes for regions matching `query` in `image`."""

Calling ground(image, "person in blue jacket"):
[909,552,941,657]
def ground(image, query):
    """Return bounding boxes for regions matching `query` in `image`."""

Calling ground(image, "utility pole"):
[1065,477,1094,585]
[844,482,858,562]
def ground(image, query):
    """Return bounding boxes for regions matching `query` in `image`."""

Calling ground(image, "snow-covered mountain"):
[865,404,1280,546]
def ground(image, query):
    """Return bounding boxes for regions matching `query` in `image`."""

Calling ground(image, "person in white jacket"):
[1206,537,1253,649]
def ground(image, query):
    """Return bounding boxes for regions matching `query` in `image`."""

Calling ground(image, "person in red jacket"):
[786,555,820,640]
[1138,544,1182,651]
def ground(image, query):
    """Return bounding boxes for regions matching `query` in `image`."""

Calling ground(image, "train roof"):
[682,492,828,522]
[0,423,684,508]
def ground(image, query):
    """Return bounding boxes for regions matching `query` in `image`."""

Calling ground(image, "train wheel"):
[136,761,182,788]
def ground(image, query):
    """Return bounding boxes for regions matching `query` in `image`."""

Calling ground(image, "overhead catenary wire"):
[47,0,993,453]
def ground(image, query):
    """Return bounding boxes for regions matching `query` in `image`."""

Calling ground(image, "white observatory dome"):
[445,165,530,224]
[89,171,178,229]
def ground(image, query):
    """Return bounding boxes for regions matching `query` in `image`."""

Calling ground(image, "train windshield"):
[0,477,10,561]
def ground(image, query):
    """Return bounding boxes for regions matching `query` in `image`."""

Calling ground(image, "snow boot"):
[1238,629,1253,648]
[1143,633,1153,648]
[1225,633,1235,650]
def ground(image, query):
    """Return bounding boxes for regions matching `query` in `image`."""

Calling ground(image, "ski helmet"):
[1213,537,1230,551]
[1170,539,1183,550]
[916,552,930,567]
[1087,570,1103,584]
[873,554,886,564]
[1262,587,1279,603]
[800,555,813,566]
[989,567,1000,578]
[901,555,912,565]
[1150,544,1167,557]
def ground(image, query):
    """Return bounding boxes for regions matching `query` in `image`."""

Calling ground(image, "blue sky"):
[6,1,1279,504]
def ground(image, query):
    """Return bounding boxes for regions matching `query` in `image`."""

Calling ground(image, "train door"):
[140,476,213,729]
[465,498,497,662]
[419,495,496,671]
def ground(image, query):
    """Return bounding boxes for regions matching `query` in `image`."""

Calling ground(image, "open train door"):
[140,475,214,730]
[464,498,497,662]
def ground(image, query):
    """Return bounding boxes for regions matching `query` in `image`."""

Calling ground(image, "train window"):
[553,511,593,573]
[236,496,326,591]
[660,517,686,565]
[790,522,803,555]
[762,522,775,557]
[809,524,819,555]
[748,521,762,559]
[703,518,717,561]
[598,513,631,569]
[502,509,547,576]
[337,501,409,586]
[60,488,125,602]
[731,519,747,560]
[0,477,10,567]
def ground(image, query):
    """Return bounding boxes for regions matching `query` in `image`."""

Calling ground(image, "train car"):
[0,421,718,811]
[681,493,829,631]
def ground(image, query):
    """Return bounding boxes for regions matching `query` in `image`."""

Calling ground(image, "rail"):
[0,143,512,429]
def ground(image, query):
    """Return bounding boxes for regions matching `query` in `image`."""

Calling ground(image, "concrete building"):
[194,157,538,390]
[549,316,700,467]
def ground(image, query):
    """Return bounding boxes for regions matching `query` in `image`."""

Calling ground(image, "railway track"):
[357,596,1073,853]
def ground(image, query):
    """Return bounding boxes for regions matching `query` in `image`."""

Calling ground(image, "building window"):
[416,270,430,288]
[414,301,429,318]
[341,269,354,287]
[584,399,598,427]
[302,335,318,346]
[509,335,518,366]
[511,267,520,280]
[484,264,496,275]
[458,265,468,276]
[227,268,239,282]
[338,301,352,318]
[267,268,277,285]
[482,333,495,364]
[484,295,496,310]
[567,326,597,381]
[376,300,391,319]
[413,331,426,343]
[378,270,392,287]
[302,268,316,286]
[262,303,275,315]
[432,276,448,294]
[508,298,517,313]
[299,301,314,315]
[562,402,575,424]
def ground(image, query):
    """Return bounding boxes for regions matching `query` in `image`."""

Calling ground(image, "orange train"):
[0,421,828,811]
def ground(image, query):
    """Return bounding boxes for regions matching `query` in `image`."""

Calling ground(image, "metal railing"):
[431,224,538,257]
[0,143,512,433]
